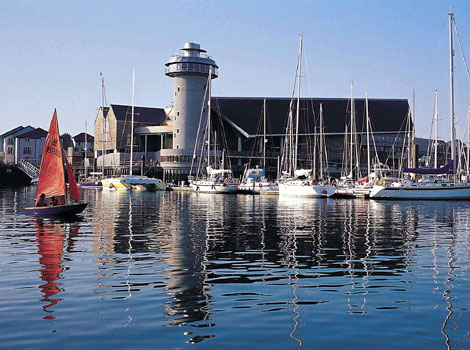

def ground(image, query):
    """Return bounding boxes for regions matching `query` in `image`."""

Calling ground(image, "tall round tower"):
[160,42,218,182]
[166,42,218,150]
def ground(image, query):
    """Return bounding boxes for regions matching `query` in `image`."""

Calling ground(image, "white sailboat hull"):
[278,182,336,197]
[190,180,238,194]
[239,182,278,194]
[370,182,470,199]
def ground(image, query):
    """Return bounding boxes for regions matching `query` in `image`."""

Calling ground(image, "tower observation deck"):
[165,42,218,78]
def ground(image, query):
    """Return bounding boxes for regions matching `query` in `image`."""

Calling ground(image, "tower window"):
[177,86,180,92]
[177,111,180,116]
[176,145,179,149]
[177,128,180,134]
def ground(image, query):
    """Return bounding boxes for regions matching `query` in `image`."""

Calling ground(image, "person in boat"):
[35,193,47,207]
[50,197,59,206]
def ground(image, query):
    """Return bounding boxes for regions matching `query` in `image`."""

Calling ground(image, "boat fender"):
[379,179,386,186]
[312,179,318,185]
[224,178,230,184]
[331,179,337,186]
[196,186,200,192]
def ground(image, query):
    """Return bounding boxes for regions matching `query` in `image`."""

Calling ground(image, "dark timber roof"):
[16,128,48,139]
[73,132,94,142]
[212,97,410,136]
[0,126,35,138]
[110,104,166,124]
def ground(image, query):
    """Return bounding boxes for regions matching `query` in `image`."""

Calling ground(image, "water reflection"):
[34,218,81,320]
[3,187,469,348]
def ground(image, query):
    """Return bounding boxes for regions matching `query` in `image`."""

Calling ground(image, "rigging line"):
[190,75,210,176]
[453,18,470,86]
[420,21,447,80]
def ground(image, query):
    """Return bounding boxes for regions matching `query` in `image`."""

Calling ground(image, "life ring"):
[331,179,337,186]
[312,179,318,185]
[379,179,386,186]
[259,183,263,188]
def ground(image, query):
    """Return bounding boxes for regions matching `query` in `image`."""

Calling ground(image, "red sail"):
[35,110,66,200]
[65,155,81,200]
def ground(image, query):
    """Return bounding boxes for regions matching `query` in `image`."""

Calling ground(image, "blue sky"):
[1,0,470,139]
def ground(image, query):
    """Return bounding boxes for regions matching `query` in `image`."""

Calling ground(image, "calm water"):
[1,187,470,349]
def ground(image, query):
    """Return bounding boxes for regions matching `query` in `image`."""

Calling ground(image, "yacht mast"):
[294,34,303,171]
[412,90,416,167]
[130,69,135,176]
[467,106,470,175]
[207,69,212,168]
[349,82,359,179]
[84,122,88,178]
[434,90,439,168]
[366,93,371,176]
[101,74,106,177]
[263,98,267,170]
[319,103,324,179]
[449,11,456,177]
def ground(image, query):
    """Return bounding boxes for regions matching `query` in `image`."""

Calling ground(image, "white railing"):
[17,159,40,179]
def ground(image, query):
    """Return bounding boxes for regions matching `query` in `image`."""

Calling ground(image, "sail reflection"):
[35,218,80,320]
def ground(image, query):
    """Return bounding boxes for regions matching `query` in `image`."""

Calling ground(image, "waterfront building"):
[66,133,95,170]
[0,126,35,164]
[93,104,167,176]
[14,128,48,166]
[92,42,415,182]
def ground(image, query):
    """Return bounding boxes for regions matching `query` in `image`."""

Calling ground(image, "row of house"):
[0,126,94,169]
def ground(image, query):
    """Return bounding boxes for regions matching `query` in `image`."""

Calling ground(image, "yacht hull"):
[370,183,470,199]
[238,182,278,195]
[278,183,336,197]
[190,181,238,193]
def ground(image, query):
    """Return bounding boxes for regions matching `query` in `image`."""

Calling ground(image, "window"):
[173,133,176,138]
[177,86,180,92]
[177,111,180,116]
[23,146,32,155]
[7,138,13,145]
[7,147,13,155]
[25,137,30,142]
[176,145,179,149]
[176,128,180,134]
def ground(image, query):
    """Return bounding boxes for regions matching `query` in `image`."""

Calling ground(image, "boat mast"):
[294,34,303,172]
[467,106,470,175]
[349,82,355,178]
[449,11,456,177]
[407,108,412,168]
[434,90,439,168]
[207,69,212,168]
[263,98,267,170]
[101,74,106,177]
[412,90,416,167]
[366,93,371,177]
[319,103,324,179]
[84,121,88,178]
[130,69,135,176]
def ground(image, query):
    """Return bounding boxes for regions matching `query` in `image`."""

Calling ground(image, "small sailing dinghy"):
[25,110,88,216]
